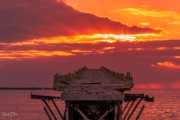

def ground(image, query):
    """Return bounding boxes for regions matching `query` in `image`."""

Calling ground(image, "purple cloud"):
[0,0,161,42]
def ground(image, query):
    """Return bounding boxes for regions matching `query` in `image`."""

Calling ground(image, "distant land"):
[0,87,53,90]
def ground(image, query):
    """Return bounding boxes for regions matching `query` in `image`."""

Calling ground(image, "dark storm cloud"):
[0,0,161,42]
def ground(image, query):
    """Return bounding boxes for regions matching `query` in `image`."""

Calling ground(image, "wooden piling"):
[44,107,52,120]
[42,99,57,120]
[135,105,145,120]
[127,99,142,120]
[52,99,63,119]
[123,101,135,120]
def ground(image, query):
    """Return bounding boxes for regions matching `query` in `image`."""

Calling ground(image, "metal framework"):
[31,66,154,120]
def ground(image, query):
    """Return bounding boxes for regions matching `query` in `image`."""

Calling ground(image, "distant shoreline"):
[0,87,179,90]
[0,87,53,90]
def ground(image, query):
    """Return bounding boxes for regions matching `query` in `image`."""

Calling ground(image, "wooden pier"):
[31,66,154,120]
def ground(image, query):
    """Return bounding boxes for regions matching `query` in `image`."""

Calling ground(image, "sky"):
[0,0,179,89]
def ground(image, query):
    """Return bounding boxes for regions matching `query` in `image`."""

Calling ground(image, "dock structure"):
[31,66,154,120]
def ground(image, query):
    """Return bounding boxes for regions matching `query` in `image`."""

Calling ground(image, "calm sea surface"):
[0,89,179,120]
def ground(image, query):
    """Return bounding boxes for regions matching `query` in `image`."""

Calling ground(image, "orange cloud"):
[139,22,150,26]
[151,62,180,69]
[114,7,180,26]
[174,56,180,59]
[71,49,93,55]
[173,47,180,50]
[0,36,178,60]
[0,33,162,47]
[168,21,180,25]
[0,50,74,60]
[127,46,178,51]
[119,7,178,18]
[156,47,168,50]
[103,47,115,50]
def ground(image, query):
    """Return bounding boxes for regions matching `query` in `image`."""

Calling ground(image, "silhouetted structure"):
[31,66,154,120]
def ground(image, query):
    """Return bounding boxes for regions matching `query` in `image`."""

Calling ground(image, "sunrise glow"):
[2,33,162,47]
[135,83,164,89]
[0,0,179,89]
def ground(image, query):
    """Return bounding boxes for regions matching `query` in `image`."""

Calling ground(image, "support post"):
[122,101,129,114]
[64,103,68,120]
[135,105,145,120]
[127,99,142,120]
[116,102,122,120]
[42,99,57,120]
[123,101,135,120]
[52,99,64,119]
[74,106,89,120]
[98,108,114,120]
[44,107,52,120]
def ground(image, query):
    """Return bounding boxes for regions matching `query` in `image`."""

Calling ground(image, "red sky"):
[0,0,179,89]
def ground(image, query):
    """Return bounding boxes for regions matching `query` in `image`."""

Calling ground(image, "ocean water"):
[0,89,179,120]
[124,89,180,120]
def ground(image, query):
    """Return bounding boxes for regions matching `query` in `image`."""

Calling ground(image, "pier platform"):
[31,66,154,120]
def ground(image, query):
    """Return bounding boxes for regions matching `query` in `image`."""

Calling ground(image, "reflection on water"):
[0,89,179,120]
[125,89,180,120]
